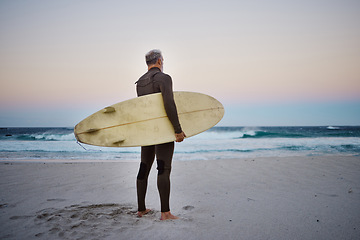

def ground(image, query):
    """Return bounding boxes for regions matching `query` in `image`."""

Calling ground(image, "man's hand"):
[175,131,186,142]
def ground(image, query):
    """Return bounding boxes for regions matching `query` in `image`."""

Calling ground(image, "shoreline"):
[1,155,359,239]
[0,153,359,163]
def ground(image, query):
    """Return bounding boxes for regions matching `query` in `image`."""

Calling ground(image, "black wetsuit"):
[135,67,182,212]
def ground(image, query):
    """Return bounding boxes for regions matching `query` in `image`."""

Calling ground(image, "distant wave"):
[237,131,304,139]
[11,133,76,141]
[0,128,75,142]
[206,126,360,139]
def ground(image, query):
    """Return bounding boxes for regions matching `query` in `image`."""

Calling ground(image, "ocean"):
[0,126,359,161]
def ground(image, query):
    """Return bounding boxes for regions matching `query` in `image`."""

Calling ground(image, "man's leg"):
[156,142,178,220]
[137,145,155,215]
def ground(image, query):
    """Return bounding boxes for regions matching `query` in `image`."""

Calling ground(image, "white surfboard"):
[74,91,224,147]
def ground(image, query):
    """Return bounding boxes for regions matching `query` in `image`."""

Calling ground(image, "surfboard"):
[74,91,224,147]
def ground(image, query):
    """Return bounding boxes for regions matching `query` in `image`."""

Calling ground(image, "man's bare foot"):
[137,209,151,217]
[160,211,179,220]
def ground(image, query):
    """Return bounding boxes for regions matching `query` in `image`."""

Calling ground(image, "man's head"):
[145,49,164,71]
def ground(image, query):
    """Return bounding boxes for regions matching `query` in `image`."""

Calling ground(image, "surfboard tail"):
[74,124,81,142]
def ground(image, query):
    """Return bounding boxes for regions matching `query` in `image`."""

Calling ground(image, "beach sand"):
[1,156,359,240]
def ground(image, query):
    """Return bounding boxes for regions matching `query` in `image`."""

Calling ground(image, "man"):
[135,49,186,220]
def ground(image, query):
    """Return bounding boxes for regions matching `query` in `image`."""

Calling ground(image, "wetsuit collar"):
[148,67,161,72]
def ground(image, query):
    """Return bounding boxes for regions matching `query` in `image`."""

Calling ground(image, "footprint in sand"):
[46,198,66,202]
[9,215,33,220]
[182,205,195,211]
[33,203,139,239]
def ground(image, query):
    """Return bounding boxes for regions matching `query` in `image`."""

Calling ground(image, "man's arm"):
[157,74,185,141]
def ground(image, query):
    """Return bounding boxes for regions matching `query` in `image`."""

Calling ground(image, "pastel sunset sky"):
[1,0,359,126]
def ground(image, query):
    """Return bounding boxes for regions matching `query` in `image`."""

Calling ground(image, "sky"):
[0,0,359,127]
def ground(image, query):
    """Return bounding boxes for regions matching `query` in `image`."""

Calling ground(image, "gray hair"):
[145,49,162,65]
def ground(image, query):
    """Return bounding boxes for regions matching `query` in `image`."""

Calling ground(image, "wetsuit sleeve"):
[157,75,183,134]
